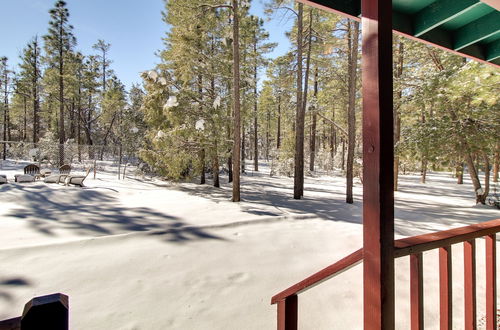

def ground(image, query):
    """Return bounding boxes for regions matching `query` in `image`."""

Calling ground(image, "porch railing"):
[271,218,499,330]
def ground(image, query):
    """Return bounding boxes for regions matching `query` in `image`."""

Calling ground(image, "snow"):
[155,130,166,139]
[195,119,205,131]
[0,160,498,329]
[158,77,167,86]
[163,95,179,110]
[213,96,221,109]
[147,70,158,81]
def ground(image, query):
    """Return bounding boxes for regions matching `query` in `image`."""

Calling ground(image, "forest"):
[1,0,499,204]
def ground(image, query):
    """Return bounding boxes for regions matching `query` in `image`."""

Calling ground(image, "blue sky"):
[0,0,293,90]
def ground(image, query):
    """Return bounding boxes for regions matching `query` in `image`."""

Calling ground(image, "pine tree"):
[243,16,275,172]
[293,2,304,199]
[80,55,100,149]
[1,57,11,160]
[93,40,112,92]
[18,37,42,143]
[43,0,76,165]
[345,20,359,204]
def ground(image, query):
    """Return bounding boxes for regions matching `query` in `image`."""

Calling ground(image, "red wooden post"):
[485,234,496,330]
[410,253,424,330]
[361,0,394,328]
[277,295,297,330]
[464,240,476,330]
[439,246,452,330]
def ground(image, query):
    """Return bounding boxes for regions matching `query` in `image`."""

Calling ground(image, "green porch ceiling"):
[486,38,500,61]
[299,0,500,67]
[453,12,500,50]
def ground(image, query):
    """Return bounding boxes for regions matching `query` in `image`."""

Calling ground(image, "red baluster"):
[464,240,477,330]
[485,234,497,330]
[410,253,424,330]
[277,294,297,330]
[440,246,452,330]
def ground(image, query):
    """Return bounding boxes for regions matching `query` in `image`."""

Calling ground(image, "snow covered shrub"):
[315,149,335,173]
[270,133,295,177]
[63,139,78,164]
[38,132,59,165]
[7,142,29,161]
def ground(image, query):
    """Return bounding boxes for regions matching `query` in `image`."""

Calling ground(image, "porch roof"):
[298,0,500,67]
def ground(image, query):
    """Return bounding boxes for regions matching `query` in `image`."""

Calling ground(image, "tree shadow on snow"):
[173,172,498,238]
[174,175,364,225]
[1,184,223,243]
[0,276,31,308]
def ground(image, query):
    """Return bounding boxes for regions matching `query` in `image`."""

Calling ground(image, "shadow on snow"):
[1,184,223,243]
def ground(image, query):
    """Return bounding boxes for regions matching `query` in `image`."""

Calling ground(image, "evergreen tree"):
[18,37,42,143]
[1,57,11,160]
[43,0,76,165]
[93,39,112,92]
[80,55,100,149]
[345,20,359,204]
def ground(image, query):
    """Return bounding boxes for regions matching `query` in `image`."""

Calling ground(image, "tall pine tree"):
[43,0,75,165]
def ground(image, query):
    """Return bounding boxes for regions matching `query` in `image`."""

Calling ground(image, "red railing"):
[271,219,500,330]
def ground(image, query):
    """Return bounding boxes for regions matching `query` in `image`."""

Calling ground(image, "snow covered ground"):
[0,160,498,329]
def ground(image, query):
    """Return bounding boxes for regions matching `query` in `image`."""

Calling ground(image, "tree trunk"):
[5,75,10,142]
[253,30,259,172]
[241,124,245,173]
[99,113,117,160]
[69,100,75,139]
[330,106,336,159]
[33,37,40,144]
[493,142,499,183]
[276,94,281,149]
[58,24,65,166]
[420,105,427,184]
[266,110,270,161]
[77,83,82,162]
[393,41,404,191]
[197,69,205,185]
[212,140,220,188]
[481,152,490,203]
[309,66,318,172]
[346,21,359,204]
[341,138,345,170]
[456,162,464,184]
[253,108,258,171]
[464,151,484,204]
[293,3,305,199]
[102,52,107,92]
[3,67,8,160]
[421,158,427,183]
[231,0,241,202]
[200,148,206,184]
[23,96,27,141]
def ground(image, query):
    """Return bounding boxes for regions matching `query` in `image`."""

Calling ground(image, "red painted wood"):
[395,219,500,257]
[439,246,452,330]
[277,295,297,330]
[271,220,500,329]
[361,0,395,328]
[464,240,477,330]
[485,234,497,330]
[410,253,424,330]
[271,220,499,303]
[271,249,362,304]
